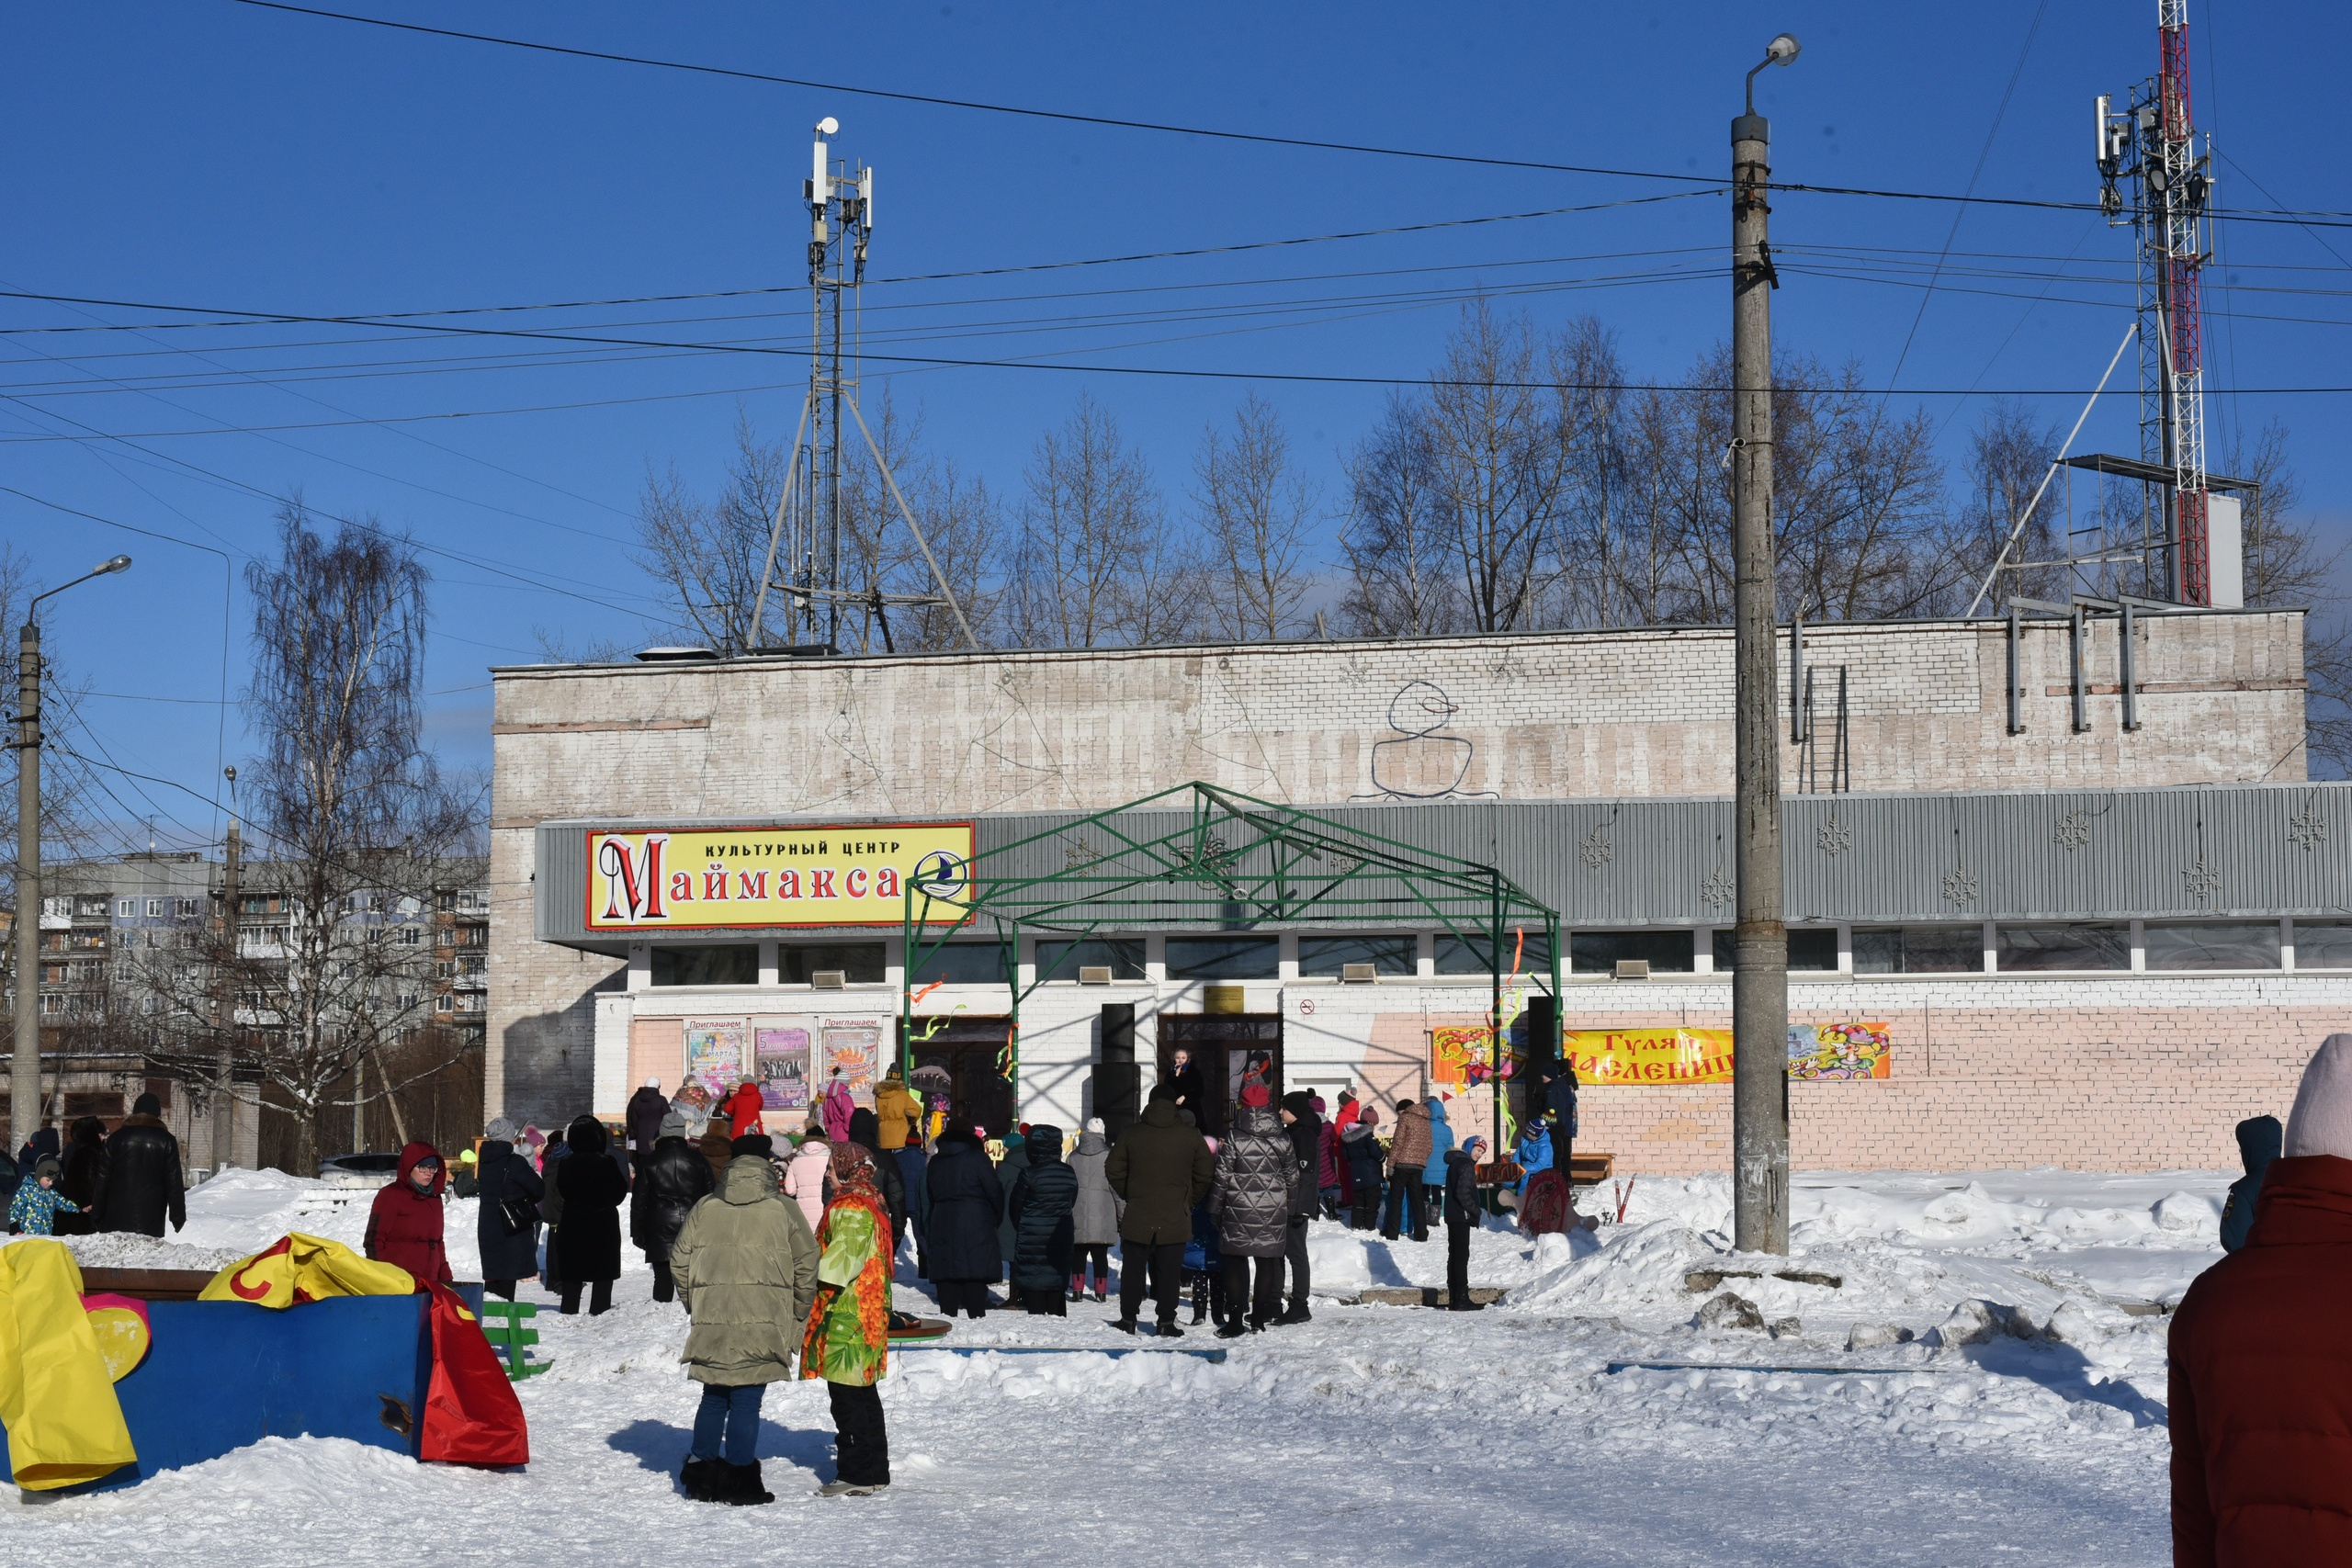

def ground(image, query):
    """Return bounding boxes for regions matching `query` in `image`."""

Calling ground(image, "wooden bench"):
[1566,1151,1615,1188]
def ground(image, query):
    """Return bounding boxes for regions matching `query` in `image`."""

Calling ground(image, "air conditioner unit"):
[1078,964,1114,986]
[1613,959,1651,981]
[810,969,847,989]
[1340,962,1378,984]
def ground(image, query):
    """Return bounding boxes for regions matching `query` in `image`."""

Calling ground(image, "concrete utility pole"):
[10,554,131,1156]
[212,788,240,1174]
[1732,36,1799,1255]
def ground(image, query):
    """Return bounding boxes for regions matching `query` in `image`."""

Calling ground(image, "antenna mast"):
[2097,2,2215,604]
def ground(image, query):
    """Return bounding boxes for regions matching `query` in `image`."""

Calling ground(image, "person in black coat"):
[91,1097,186,1238]
[625,1079,670,1169]
[1007,1123,1079,1315]
[847,1107,907,1258]
[474,1118,544,1300]
[55,1117,107,1236]
[554,1115,628,1315]
[630,1111,715,1303]
[923,1129,1005,1318]
[1442,1136,1488,1313]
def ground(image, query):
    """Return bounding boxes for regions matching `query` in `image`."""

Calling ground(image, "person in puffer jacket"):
[1442,1135,1488,1313]
[1421,1095,1456,1224]
[1007,1123,1079,1314]
[633,1111,717,1303]
[1208,1104,1300,1337]
[1342,1107,1385,1231]
[2219,1114,2281,1254]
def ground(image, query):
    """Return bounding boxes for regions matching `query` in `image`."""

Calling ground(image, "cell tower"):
[2094,2,2223,604]
[748,118,976,655]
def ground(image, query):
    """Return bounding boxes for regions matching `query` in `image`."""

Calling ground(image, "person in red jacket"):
[720,1078,765,1139]
[365,1142,453,1286]
[2172,1032,2352,1565]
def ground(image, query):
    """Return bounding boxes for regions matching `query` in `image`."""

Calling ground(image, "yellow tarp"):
[0,1240,137,1491]
[198,1233,417,1306]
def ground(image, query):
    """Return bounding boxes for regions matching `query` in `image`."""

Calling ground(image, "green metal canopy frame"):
[899,782,1562,1156]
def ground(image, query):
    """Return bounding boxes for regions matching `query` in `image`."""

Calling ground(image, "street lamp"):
[1731,36,1796,1256]
[12,553,132,1155]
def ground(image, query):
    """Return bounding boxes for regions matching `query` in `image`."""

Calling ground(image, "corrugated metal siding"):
[535,783,2352,943]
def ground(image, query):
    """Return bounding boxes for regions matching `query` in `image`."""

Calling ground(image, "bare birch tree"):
[1010,393,1193,648]
[1192,394,1319,641]
[632,414,786,653]
[1338,395,1463,637]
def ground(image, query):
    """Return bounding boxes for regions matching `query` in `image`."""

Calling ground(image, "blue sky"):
[6,1,2348,852]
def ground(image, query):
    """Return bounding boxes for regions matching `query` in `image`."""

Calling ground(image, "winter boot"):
[1108,1316,1138,1335]
[1069,1272,1084,1303]
[1215,1319,1247,1340]
[723,1461,775,1506]
[1094,1278,1110,1303]
[1154,1319,1185,1340]
[681,1457,724,1502]
[1276,1302,1313,1326]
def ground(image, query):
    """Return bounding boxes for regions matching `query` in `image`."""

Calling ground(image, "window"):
[178,897,199,919]
[2297,922,2352,970]
[651,945,761,987]
[1575,930,1695,975]
[1165,936,1279,981]
[456,954,486,976]
[1853,926,1982,975]
[1997,923,2129,972]
[2145,922,2281,972]
[41,897,70,919]
[115,899,135,919]
[396,925,423,946]
[1035,937,1147,982]
[1436,931,1555,976]
[908,942,1009,985]
[1714,929,1839,972]
[435,994,453,1013]
[781,943,885,985]
[1297,935,1417,978]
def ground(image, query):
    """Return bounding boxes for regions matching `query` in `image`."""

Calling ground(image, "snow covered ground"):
[2,1164,2222,1564]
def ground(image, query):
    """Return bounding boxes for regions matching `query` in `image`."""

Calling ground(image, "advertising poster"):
[753,1023,810,1110]
[1567,1024,1892,1086]
[684,1019,747,1096]
[819,1018,885,1105]
[587,822,976,930]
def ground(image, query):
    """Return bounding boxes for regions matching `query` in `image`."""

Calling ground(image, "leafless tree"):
[632,414,786,654]
[143,504,483,1174]
[1421,299,1573,632]
[1009,393,1195,648]
[837,394,1005,652]
[1950,400,2067,609]
[2218,423,2351,774]
[1338,395,1464,637]
[1192,394,1320,641]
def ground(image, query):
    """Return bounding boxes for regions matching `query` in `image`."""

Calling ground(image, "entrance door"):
[902,1015,1016,1138]
[1159,1014,1283,1138]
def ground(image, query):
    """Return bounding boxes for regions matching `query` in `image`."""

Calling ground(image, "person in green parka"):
[804,1141,894,1497]
[671,1134,820,1507]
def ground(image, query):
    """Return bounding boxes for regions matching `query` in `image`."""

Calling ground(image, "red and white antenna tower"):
[2098,2,2217,604]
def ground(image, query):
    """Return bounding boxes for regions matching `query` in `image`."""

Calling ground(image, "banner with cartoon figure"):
[1566,1023,1892,1086]
[1430,1025,1519,1089]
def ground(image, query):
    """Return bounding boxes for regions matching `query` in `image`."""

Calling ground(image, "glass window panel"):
[781,943,884,984]
[1164,936,1279,981]
[1035,938,1147,981]
[909,942,1010,985]
[2145,922,2281,972]
[1570,931,1695,975]
[1996,924,2128,972]
[1713,929,1838,972]
[1852,926,1981,975]
[1435,931,1555,976]
[650,945,758,987]
[1297,935,1417,977]
[2297,922,2352,970]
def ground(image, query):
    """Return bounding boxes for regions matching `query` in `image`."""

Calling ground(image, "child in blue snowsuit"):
[9,1159,80,1235]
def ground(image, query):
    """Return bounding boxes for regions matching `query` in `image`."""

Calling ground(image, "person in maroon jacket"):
[365,1142,453,1286]
[2171,1032,2352,1565]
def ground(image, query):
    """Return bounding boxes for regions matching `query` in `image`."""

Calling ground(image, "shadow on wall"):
[502,995,605,1131]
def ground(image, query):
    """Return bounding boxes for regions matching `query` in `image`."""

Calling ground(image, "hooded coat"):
[630,1134,716,1261]
[1069,1128,1122,1247]
[671,1155,821,1385]
[847,1108,906,1248]
[1420,1097,1456,1187]
[697,1123,734,1184]
[625,1085,670,1157]
[1443,1143,1487,1220]
[474,1138,544,1281]
[1209,1104,1300,1258]
[1342,1118,1385,1191]
[1514,1123,1555,1194]
[1008,1126,1080,1291]
[2171,1154,2352,1564]
[923,1130,1004,1283]
[783,1134,832,1233]
[1107,1100,1216,1246]
[2220,1114,2283,1254]
[820,1078,855,1145]
[91,1109,185,1237]
[874,1075,920,1150]
[59,1118,107,1235]
[994,1131,1032,1266]
[553,1119,627,1284]
[1388,1102,1432,1175]
[365,1143,452,1284]
[719,1082,765,1139]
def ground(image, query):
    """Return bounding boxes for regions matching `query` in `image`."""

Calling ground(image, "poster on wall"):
[753,1023,810,1110]
[1566,1024,1893,1086]
[684,1019,747,1096]
[1429,1025,1520,1089]
[817,1018,885,1105]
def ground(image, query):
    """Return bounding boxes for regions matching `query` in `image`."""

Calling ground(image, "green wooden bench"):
[476,1298,552,1381]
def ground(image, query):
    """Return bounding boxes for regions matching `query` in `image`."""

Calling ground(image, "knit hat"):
[2286,1033,2352,1159]
[1085,1117,1105,1134]
[730,1134,775,1158]
[645,1077,662,1089]
[659,1111,688,1139]
[1240,1080,1271,1109]
[485,1116,518,1142]
[131,1092,162,1117]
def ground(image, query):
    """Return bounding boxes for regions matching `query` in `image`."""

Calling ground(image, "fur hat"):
[730,1134,775,1159]
[2286,1033,2352,1159]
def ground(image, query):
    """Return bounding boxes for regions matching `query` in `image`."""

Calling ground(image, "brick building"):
[489,609,2341,1173]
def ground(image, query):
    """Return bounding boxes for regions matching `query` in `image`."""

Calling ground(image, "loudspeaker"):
[1095,1003,1138,1143]
[1521,995,1559,1133]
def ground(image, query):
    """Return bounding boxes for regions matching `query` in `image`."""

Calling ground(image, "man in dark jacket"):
[57,1117,107,1236]
[474,1116,544,1300]
[626,1078,671,1169]
[1007,1123,1079,1315]
[2219,1114,2282,1253]
[633,1111,716,1303]
[1276,1091,1320,1325]
[91,1095,186,1237]
[1106,1085,1215,1337]
[1442,1136,1487,1312]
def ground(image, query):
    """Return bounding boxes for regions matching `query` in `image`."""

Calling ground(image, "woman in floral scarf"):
[803,1141,893,1496]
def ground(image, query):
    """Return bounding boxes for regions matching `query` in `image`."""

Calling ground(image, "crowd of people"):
[5,1091,188,1240]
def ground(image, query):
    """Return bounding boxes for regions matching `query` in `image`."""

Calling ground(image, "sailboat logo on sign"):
[911,850,968,899]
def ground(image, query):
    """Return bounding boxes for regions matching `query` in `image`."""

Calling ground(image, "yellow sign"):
[1567,1024,1893,1086]
[586,823,976,931]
